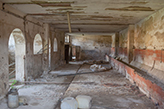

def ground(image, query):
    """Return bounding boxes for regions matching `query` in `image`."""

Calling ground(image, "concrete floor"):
[0,63,158,109]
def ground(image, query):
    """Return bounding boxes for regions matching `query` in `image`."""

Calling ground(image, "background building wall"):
[70,34,114,61]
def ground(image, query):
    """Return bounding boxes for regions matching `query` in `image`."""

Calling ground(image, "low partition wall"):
[110,57,164,106]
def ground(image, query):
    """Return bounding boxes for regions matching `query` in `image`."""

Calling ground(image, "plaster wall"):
[110,34,117,57]
[50,31,65,70]
[111,7,164,84]
[0,10,24,98]
[132,8,164,83]
[118,28,128,62]
[24,20,44,80]
[70,35,113,61]
[0,9,47,98]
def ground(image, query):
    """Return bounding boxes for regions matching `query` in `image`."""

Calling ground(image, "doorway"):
[65,45,69,64]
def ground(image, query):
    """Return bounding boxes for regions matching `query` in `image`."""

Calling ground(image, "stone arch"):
[8,28,25,82]
[33,34,43,54]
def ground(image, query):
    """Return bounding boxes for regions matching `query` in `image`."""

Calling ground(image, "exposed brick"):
[134,49,164,62]
[119,47,127,56]
[110,57,164,106]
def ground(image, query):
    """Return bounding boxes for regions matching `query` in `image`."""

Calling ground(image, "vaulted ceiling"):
[1,0,164,33]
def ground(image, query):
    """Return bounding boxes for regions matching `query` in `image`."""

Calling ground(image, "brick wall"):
[134,49,164,62]
[110,57,164,106]
[119,47,127,57]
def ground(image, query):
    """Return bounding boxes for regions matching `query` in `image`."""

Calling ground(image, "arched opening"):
[8,28,25,82]
[33,34,43,54]
[53,38,58,52]
[49,38,51,69]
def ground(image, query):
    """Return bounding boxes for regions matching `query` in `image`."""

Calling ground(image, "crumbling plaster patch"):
[114,7,164,85]
[134,8,164,50]
[133,8,164,71]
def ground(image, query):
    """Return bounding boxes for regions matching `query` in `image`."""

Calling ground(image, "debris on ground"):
[61,97,78,109]
[76,95,92,109]
[103,83,126,87]
[0,63,157,109]
[19,96,28,106]
[90,64,106,72]
[83,60,109,65]
[40,71,56,80]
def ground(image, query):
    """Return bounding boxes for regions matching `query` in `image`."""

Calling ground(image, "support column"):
[0,23,8,98]
[115,32,119,57]
[127,25,134,63]
[43,24,50,71]
[24,19,28,81]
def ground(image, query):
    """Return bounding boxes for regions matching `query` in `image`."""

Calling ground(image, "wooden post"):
[67,12,72,33]
[127,25,134,63]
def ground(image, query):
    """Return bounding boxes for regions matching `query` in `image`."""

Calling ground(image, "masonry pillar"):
[0,23,8,98]
[43,24,50,72]
[127,25,134,63]
[115,32,119,57]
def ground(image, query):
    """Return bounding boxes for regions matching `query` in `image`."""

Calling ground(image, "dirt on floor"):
[0,62,160,109]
